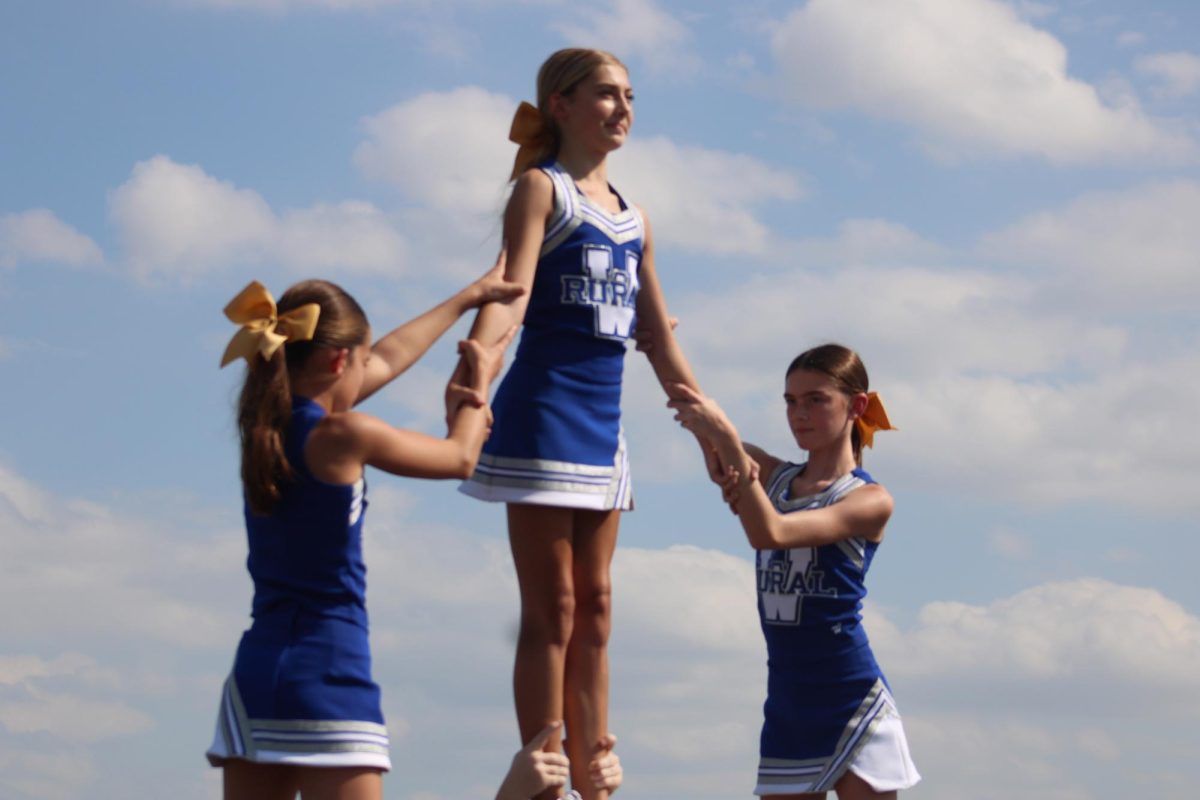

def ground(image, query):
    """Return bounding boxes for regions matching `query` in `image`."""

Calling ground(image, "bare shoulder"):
[306,411,375,483]
[841,482,894,541]
[634,204,654,238]
[510,168,554,207]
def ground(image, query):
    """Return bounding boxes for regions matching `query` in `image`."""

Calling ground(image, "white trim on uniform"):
[206,676,392,771]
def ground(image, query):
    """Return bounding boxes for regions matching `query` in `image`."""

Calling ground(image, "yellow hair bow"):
[219,281,320,367]
[509,101,552,180]
[855,392,896,449]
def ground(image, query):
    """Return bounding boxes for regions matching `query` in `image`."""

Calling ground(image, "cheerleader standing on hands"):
[457,48,704,799]
[207,260,521,800]
[668,344,920,799]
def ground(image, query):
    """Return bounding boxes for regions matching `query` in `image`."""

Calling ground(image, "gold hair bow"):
[855,392,896,449]
[219,281,320,367]
[509,101,551,180]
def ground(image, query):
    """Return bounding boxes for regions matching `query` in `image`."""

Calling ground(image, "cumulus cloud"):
[617,246,1200,512]
[4,460,1200,798]
[1136,50,1200,99]
[554,0,697,74]
[879,578,1200,708]
[0,209,103,270]
[108,155,407,280]
[355,87,515,217]
[612,138,804,255]
[980,179,1200,311]
[769,0,1195,162]
[355,88,804,256]
[0,461,244,650]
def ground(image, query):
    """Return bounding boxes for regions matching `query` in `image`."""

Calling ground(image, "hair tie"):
[854,392,895,449]
[508,101,551,180]
[220,281,320,367]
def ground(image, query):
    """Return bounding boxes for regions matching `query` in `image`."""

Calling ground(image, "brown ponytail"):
[236,280,368,515]
[786,344,871,466]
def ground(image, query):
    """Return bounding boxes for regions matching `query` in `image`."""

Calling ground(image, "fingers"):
[588,735,622,791]
[523,720,563,753]
[446,383,486,408]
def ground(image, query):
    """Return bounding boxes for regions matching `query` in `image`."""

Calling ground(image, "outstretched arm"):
[356,250,524,404]
[312,327,518,482]
[667,384,893,548]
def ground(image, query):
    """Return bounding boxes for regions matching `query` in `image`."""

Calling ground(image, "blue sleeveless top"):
[512,161,644,382]
[245,396,369,626]
[757,464,879,666]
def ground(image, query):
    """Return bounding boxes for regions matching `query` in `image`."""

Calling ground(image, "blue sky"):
[2,1,1199,798]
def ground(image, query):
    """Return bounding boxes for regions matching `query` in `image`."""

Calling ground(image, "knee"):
[573,580,612,644]
[521,587,576,647]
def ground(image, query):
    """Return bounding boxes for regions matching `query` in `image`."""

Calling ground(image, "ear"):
[848,392,869,420]
[547,92,571,124]
[329,347,350,376]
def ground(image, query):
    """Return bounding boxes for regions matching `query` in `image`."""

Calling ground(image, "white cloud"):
[0,209,103,270]
[553,0,697,75]
[617,249,1200,511]
[611,137,804,255]
[769,0,1195,162]
[877,578,1200,714]
[354,87,515,217]
[980,179,1200,311]
[108,155,407,281]
[0,461,244,650]
[0,749,96,800]
[3,459,1199,798]
[0,691,153,742]
[355,88,804,257]
[1136,50,1200,99]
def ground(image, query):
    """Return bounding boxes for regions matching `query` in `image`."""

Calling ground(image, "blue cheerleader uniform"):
[460,161,642,510]
[754,463,919,795]
[206,396,391,770]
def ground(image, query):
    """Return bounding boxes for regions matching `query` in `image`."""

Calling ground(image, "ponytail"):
[224,279,369,515]
[238,350,295,515]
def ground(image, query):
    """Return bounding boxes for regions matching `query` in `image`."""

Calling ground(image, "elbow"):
[745,521,780,550]
[455,450,480,481]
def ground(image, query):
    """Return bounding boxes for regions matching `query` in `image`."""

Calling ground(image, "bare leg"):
[223,760,299,800]
[298,767,383,800]
[834,770,896,800]
[508,503,576,800]
[563,509,620,800]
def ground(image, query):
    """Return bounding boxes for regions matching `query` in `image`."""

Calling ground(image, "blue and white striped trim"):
[460,431,632,511]
[540,163,643,254]
[754,679,893,795]
[206,676,391,770]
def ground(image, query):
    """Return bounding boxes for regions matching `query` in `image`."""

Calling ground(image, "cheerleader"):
[456,48,706,799]
[668,344,920,799]
[207,260,521,800]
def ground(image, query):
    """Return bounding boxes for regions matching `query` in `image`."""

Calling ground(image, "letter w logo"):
[583,245,637,341]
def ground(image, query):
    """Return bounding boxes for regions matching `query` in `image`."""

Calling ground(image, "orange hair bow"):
[219,281,320,367]
[509,101,551,180]
[855,392,896,449]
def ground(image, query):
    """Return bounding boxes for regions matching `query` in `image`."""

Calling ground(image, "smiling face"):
[784,368,863,454]
[552,63,634,154]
